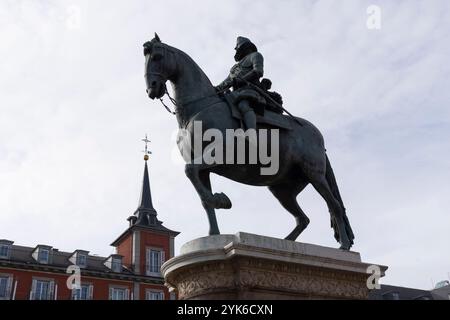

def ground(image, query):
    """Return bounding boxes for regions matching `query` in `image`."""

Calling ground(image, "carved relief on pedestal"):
[168,257,369,300]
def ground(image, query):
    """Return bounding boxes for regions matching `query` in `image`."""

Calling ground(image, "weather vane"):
[142,134,152,161]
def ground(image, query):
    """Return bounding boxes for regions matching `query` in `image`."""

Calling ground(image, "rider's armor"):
[215,37,264,131]
[216,51,264,91]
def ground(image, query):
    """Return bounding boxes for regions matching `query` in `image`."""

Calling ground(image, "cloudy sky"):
[1,0,449,290]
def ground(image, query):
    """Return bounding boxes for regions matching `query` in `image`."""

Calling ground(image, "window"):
[146,248,165,276]
[0,245,10,259]
[146,290,164,300]
[109,287,129,300]
[32,246,52,264]
[383,291,400,300]
[111,258,122,273]
[391,292,400,300]
[72,284,93,300]
[31,279,54,300]
[37,249,49,264]
[0,276,12,300]
[103,255,122,272]
[0,277,8,299]
[69,250,89,268]
[76,254,87,267]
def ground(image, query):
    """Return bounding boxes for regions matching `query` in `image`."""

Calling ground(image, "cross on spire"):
[141,134,152,161]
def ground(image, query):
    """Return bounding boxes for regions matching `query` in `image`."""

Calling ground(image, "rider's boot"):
[238,100,257,132]
[243,109,256,132]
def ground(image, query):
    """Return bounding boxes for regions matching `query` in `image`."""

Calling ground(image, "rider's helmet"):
[234,36,257,61]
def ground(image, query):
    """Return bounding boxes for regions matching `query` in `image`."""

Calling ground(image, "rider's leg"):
[238,100,256,131]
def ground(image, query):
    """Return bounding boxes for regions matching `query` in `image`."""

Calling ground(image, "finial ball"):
[144,154,149,161]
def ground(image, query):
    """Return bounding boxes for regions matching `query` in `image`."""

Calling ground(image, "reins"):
[158,79,302,128]
[158,87,228,116]
[158,87,177,115]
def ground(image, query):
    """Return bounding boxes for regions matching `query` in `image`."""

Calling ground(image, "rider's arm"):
[215,75,233,92]
[241,52,264,82]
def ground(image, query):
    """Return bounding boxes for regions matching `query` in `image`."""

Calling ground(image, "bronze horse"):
[144,34,354,250]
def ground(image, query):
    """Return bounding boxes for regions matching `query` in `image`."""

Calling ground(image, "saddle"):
[222,91,293,131]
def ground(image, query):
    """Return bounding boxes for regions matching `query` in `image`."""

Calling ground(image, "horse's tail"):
[325,154,355,245]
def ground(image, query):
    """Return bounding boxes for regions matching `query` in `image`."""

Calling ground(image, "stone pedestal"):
[161,232,387,300]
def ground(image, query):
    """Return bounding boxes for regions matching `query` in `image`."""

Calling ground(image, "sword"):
[236,77,303,127]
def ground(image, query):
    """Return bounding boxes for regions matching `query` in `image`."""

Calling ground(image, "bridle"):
[146,42,228,116]
[145,42,177,114]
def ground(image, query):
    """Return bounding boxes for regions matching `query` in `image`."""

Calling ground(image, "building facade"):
[0,157,179,300]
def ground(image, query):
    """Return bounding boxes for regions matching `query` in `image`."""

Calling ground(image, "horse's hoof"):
[285,227,302,241]
[213,192,232,209]
[285,234,297,241]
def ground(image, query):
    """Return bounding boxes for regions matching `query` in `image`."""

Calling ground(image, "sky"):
[1,0,449,290]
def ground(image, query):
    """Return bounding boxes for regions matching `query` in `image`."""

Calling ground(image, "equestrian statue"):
[143,33,355,250]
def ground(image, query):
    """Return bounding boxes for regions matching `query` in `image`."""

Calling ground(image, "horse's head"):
[143,33,175,100]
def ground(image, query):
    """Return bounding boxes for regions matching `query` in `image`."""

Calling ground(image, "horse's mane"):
[143,38,213,86]
[143,39,193,63]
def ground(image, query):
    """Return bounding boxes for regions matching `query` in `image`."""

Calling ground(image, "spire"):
[112,134,180,247]
[128,135,160,227]
[138,161,155,211]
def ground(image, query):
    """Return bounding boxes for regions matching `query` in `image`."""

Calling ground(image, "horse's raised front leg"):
[184,163,232,210]
[198,171,220,235]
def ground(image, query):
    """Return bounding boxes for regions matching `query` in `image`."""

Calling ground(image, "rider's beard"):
[234,43,256,62]
[234,51,242,62]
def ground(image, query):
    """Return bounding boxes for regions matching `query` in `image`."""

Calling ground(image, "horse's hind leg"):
[268,181,310,241]
[309,174,351,250]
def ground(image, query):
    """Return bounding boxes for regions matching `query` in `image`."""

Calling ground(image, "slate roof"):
[369,284,436,300]
[0,244,131,274]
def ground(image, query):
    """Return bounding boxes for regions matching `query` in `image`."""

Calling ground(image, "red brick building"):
[0,157,179,300]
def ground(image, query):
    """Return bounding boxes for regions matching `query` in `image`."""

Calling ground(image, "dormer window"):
[69,250,89,268]
[112,258,122,273]
[383,291,400,300]
[38,249,49,264]
[32,245,52,264]
[0,246,8,258]
[76,254,87,267]
[104,255,123,273]
[0,240,13,259]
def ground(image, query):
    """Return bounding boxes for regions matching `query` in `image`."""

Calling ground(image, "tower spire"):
[113,134,179,249]
[129,135,159,227]
[138,161,155,211]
